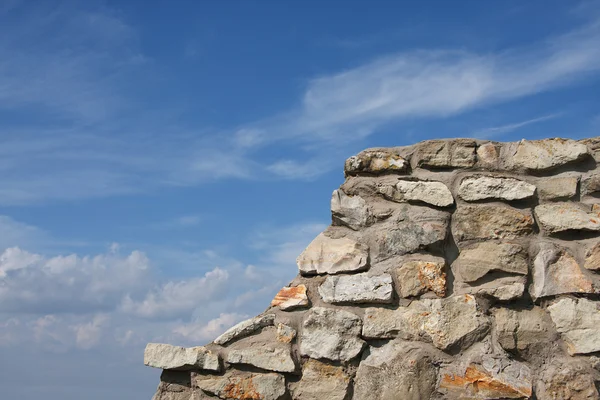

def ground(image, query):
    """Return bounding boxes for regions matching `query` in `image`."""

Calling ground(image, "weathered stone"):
[413,139,477,169]
[494,307,555,352]
[362,295,488,351]
[458,176,536,202]
[396,258,446,298]
[299,307,365,362]
[330,189,369,230]
[270,285,308,310]
[477,142,500,169]
[194,372,287,400]
[354,340,442,400]
[226,345,296,373]
[275,323,296,344]
[452,242,529,282]
[153,370,195,400]
[439,356,532,399]
[452,205,534,243]
[530,244,595,300]
[536,358,599,400]
[345,149,408,176]
[213,314,275,346]
[144,344,220,372]
[582,174,600,196]
[537,176,579,201]
[377,179,454,207]
[296,233,369,275]
[547,297,600,355]
[318,273,393,304]
[581,137,600,162]
[293,359,350,400]
[509,138,589,171]
[454,276,526,301]
[535,203,600,234]
[585,242,600,271]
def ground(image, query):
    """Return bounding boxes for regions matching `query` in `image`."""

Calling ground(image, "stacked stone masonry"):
[145,137,600,399]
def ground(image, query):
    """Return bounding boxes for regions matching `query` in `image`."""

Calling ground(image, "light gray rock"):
[331,189,369,230]
[494,307,556,352]
[318,273,393,304]
[509,138,589,171]
[458,176,536,202]
[362,295,489,351]
[275,323,296,343]
[454,276,526,301]
[439,355,533,399]
[396,258,446,298]
[144,343,220,372]
[296,233,369,275]
[537,176,579,201]
[535,203,600,234]
[300,307,365,362]
[585,241,600,271]
[413,139,477,169]
[452,242,529,282]
[194,372,287,400]
[530,243,595,300]
[344,149,408,176]
[213,314,275,345]
[476,142,500,169]
[452,204,534,243]
[536,357,599,400]
[354,340,442,400]
[547,297,600,355]
[226,345,296,373]
[581,173,600,196]
[377,179,454,207]
[292,359,350,400]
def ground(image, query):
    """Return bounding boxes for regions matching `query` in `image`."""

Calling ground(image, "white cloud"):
[172,312,247,343]
[72,314,110,350]
[472,113,563,138]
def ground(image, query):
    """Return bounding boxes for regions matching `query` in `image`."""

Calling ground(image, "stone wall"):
[144,137,600,400]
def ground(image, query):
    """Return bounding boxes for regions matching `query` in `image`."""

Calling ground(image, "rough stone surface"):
[152,371,196,400]
[454,276,526,301]
[439,355,532,399]
[452,204,534,243]
[214,315,275,346]
[145,344,220,372]
[354,340,442,400]
[377,179,454,207]
[330,189,369,230]
[494,307,555,352]
[413,139,477,169]
[271,285,309,310]
[458,176,536,202]
[275,323,296,344]
[585,241,600,271]
[547,297,600,355]
[194,372,287,400]
[476,142,500,169]
[530,243,595,300]
[292,359,350,400]
[296,233,369,275]
[536,358,599,400]
[452,242,529,282]
[299,307,365,362]
[509,138,589,171]
[318,273,393,304]
[535,203,600,234]
[582,173,600,196]
[537,176,579,201]
[396,258,446,298]
[345,149,408,176]
[226,345,296,373]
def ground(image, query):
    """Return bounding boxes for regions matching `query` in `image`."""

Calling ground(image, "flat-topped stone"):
[377,179,454,207]
[536,176,579,200]
[318,272,393,304]
[452,204,534,243]
[296,233,369,275]
[412,139,477,169]
[535,203,600,234]
[345,149,408,176]
[452,242,529,283]
[458,176,536,202]
[508,138,589,171]
[144,343,220,372]
[226,345,296,373]
[548,297,600,355]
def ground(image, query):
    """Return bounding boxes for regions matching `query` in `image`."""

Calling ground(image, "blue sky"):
[1,0,600,398]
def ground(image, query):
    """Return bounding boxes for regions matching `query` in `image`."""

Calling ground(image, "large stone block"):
[396,258,446,298]
[536,358,599,400]
[458,176,536,202]
[226,345,296,373]
[344,149,408,176]
[508,138,589,171]
[296,233,369,275]
[318,273,393,304]
[535,203,600,234]
[194,372,287,400]
[494,307,556,352]
[213,314,275,346]
[377,179,454,207]
[144,344,220,372]
[581,173,600,196]
[452,204,534,243]
[412,139,477,169]
[536,176,579,201]
[454,276,526,301]
[299,307,365,362]
[547,297,600,355]
[452,242,528,283]
[330,189,369,230]
[292,359,350,400]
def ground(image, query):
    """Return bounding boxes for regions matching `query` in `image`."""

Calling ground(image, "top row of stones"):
[345,138,594,176]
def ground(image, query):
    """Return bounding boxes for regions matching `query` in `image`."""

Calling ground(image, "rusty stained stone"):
[270,285,309,311]
[396,259,446,298]
[195,372,287,400]
[344,149,409,176]
[440,365,532,399]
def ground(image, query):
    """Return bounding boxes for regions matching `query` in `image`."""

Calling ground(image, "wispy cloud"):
[472,113,563,138]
